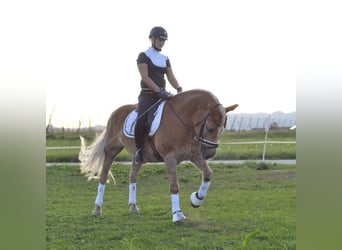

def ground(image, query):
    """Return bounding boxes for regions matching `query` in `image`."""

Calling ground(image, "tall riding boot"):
[135,147,143,164]
[134,122,146,164]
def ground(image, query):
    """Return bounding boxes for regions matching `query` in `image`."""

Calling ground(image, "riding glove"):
[158,89,172,100]
[177,86,183,93]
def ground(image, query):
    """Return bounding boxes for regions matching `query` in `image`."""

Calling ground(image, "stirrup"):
[135,148,143,164]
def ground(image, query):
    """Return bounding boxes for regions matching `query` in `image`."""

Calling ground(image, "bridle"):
[196,103,225,149]
[197,116,220,148]
[168,102,225,149]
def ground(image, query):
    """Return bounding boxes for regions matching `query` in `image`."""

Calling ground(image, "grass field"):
[46,162,296,249]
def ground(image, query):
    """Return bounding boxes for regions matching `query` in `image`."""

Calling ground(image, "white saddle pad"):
[123,101,166,138]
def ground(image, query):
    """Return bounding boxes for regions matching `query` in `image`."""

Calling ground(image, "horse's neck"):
[171,97,210,124]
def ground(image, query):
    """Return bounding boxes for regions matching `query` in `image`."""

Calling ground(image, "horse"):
[79,89,238,223]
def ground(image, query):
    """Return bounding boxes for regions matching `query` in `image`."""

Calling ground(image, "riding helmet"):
[149,26,168,40]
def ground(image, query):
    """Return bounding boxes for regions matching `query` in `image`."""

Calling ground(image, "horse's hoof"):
[92,206,102,217]
[173,211,186,223]
[190,192,203,208]
[129,204,139,214]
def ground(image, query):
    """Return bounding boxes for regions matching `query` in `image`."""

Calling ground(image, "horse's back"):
[107,104,137,126]
[105,104,137,141]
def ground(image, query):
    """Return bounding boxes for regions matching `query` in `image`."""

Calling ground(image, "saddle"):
[123,101,166,138]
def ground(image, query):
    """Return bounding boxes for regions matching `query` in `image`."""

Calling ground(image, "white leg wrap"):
[172,211,186,223]
[128,183,136,204]
[198,181,211,198]
[171,194,186,222]
[171,193,181,213]
[190,192,203,207]
[190,181,211,208]
[95,183,105,207]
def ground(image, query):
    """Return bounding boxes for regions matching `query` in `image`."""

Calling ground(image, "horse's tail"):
[79,129,107,181]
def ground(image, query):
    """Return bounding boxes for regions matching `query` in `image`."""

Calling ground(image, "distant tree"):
[88,118,93,132]
[46,106,55,133]
[76,119,82,134]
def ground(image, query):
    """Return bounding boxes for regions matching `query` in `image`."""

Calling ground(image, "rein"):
[167,102,223,149]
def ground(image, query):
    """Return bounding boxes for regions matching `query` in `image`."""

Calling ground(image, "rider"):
[134,26,182,164]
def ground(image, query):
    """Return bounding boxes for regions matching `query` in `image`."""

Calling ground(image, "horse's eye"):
[206,124,215,133]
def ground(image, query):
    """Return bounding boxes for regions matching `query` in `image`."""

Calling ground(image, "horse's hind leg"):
[128,161,142,213]
[93,145,123,217]
[190,158,213,208]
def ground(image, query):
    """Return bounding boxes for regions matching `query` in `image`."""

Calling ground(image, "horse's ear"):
[225,104,239,113]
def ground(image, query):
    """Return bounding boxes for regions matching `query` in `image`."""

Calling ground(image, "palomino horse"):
[79,89,238,223]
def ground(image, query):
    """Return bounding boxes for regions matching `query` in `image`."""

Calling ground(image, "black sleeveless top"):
[137,47,171,89]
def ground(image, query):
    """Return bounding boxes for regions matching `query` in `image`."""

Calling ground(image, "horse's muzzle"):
[201,148,216,160]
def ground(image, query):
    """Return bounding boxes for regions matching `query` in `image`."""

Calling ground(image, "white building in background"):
[226,111,296,131]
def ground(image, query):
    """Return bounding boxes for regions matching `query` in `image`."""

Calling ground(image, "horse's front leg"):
[190,157,213,208]
[128,161,142,213]
[165,157,186,223]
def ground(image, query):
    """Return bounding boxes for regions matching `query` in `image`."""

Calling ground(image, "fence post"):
[262,115,271,161]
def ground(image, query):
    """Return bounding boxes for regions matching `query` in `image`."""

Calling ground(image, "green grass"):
[46,162,296,249]
[214,143,296,160]
[46,130,296,162]
[46,133,92,147]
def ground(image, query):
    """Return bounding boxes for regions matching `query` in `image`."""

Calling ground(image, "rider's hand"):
[158,89,172,100]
